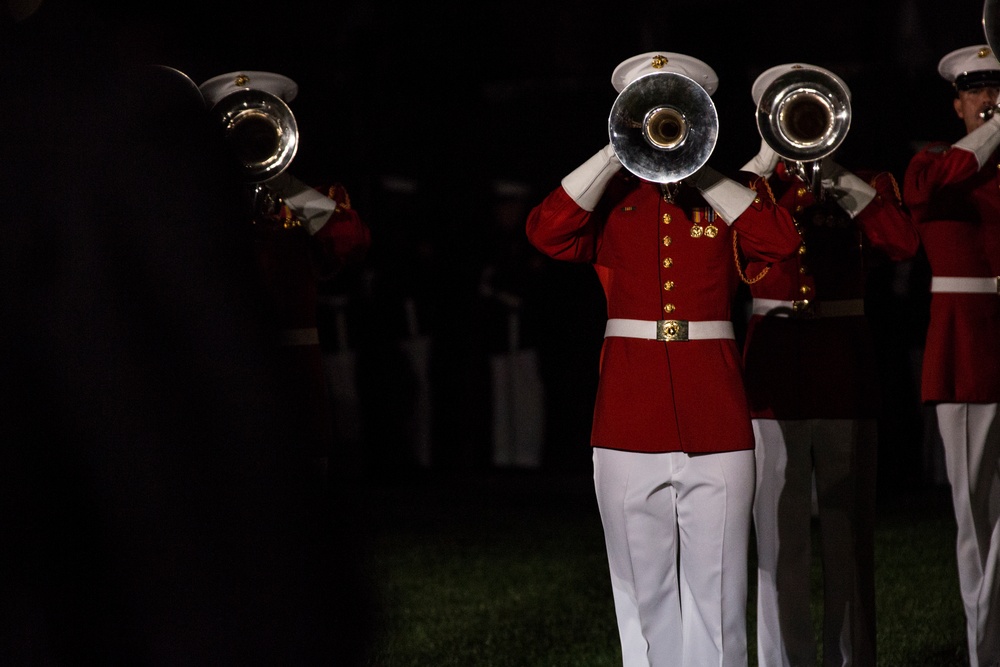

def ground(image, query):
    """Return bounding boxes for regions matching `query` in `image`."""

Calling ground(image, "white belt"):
[604,318,734,342]
[930,276,1000,294]
[752,298,865,318]
[279,327,320,346]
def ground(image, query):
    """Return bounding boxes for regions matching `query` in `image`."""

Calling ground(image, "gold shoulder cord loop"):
[755,175,776,201]
[732,178,773,285]
[733,231,770,284]
[329,185,351,210]
[878,172,902,202]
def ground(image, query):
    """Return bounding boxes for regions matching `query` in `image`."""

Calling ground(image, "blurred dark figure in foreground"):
[0,1,374,664]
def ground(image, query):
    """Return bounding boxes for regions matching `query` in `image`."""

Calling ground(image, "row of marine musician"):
[522,2,1000,663]
[120,18,1000,667]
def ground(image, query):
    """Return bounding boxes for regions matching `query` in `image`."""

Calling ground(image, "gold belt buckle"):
[656,319,689,342]
[791,299,815,317]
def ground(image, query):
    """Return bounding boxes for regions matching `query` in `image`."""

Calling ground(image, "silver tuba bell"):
[209,88,299,184]
[756,66,851,194]
[609,71,719,183]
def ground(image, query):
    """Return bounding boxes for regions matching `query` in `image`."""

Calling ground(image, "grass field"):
[350,469,967,667]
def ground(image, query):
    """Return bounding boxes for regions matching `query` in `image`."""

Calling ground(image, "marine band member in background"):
[903,44,1000,667]
[199,71,372,480]
[740,62,919,667]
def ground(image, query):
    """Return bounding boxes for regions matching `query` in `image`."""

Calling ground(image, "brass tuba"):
[609,71,718,183]
[209,88,299,184]
[756,66,851,194]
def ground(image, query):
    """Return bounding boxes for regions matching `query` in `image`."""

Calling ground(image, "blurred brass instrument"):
[209,88,299,184]
[981,0,1000,119]
[206,87,300,223]
[986,0,1000,54]
[609,71,718,183]
[756,67,851,195]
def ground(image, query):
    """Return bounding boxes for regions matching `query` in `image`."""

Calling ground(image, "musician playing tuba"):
[525,51,801,667]
[739,62,919,667]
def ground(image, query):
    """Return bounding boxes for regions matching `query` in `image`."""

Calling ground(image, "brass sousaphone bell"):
[609,71,719,183]
[756,66,851,194]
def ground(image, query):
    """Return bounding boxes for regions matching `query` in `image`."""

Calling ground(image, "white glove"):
[819,159,876,219]
[265,173,337,234]
[740,138,781,178]
[953,106,1000,169]
[685,165,757,224]
[561,144,622,212]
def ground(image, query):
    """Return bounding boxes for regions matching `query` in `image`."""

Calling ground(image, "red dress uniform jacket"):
[255,184,371,457]
[742,169,919,418]
[526,171,800,453]
[904,142,1000,403]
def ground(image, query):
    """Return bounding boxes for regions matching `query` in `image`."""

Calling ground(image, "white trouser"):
[593,447,755,667]
[937,403,1000,667]
[752,418,878,667]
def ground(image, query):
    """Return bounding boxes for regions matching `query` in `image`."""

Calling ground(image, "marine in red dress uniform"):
[199,72,372,476]
[255,178,371,472]
[903,45,1000,667]
[526,52,800,667]
[740,63,919,667]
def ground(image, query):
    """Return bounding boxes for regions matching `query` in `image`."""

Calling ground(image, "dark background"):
[5,5,977,662]
[9,0,995,488]
[143,0,991,189]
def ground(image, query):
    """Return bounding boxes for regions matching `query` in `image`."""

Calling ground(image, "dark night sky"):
[41,0,968,197]
[19,0,992,206]
[146,0,993,196]
[4,0,992,474]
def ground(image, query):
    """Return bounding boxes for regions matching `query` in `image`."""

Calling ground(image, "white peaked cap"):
[198,71,299,107]
[751,63,851,106]
[938,45,1000,90]
[611,52,718,96]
